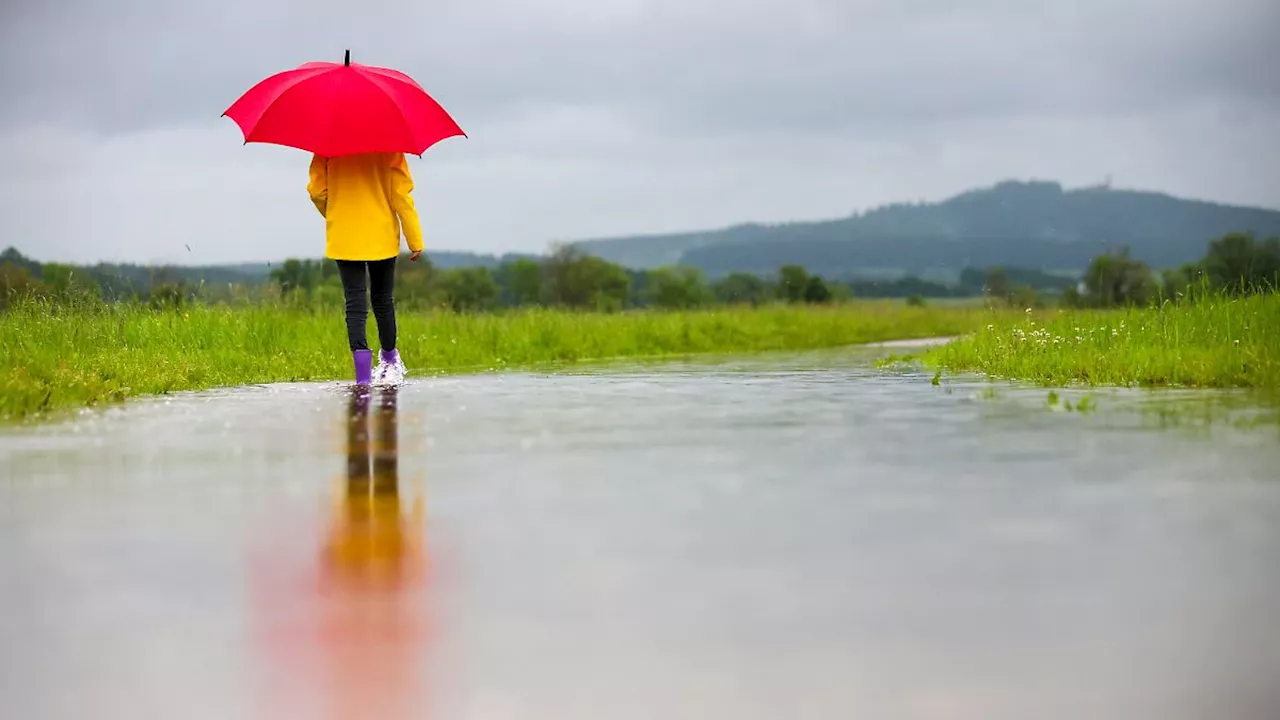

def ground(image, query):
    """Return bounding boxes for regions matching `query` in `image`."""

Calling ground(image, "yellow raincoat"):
[307,152,424,261]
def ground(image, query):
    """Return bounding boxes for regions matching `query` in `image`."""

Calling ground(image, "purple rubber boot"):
[353,349,373,386]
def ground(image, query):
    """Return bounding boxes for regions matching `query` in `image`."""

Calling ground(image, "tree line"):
[255,233,1280,312]
[1,242,1003,312]
[2,231,1276,313]
[264,246,841,312]
[1059,231,1276,308]
[263,248,1083,312]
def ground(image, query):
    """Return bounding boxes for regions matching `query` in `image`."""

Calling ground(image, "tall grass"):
[0,299,987,420]
[923,293,1280,389]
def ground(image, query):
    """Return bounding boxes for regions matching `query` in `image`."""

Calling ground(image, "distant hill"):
[572,180,1280,278]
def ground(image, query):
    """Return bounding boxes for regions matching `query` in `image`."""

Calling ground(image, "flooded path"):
[2,346,1279,719]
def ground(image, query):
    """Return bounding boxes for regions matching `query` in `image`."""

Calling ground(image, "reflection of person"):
[325,386,425,589]
[317,386,427,718]
[307,152,424,387]
[247,387,429,719]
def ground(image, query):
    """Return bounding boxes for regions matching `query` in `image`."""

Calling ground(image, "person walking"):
[307,151,424,386]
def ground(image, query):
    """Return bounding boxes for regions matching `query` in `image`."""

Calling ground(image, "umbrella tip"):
[344,49,350,66]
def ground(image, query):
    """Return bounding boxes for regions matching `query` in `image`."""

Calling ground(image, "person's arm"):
[307,154,328,217]
[389,153,424,258]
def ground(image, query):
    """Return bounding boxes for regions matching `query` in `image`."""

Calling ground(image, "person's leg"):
[368,257,398,352]
[367,257,406,385]
[336,260,374,384]
[336,260,370,351]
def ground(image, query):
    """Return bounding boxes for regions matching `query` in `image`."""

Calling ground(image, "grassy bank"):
[0,300,988,420]
[922,293,1280,390]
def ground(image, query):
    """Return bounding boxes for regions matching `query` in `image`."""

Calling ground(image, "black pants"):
[336,258,397,352]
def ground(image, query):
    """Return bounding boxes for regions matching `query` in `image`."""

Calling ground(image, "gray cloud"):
[5,0,1277,134]
[0,0,1277,264]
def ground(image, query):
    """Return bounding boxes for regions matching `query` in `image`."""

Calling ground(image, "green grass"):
[0,299,987,421]
[921,294,1280,390]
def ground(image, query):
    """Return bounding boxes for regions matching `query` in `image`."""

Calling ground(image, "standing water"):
[2,346,1278,720]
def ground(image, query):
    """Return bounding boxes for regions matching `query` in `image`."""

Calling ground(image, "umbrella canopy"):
[223,50,465,157]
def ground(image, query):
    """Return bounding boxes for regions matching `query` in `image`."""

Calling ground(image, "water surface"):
[2,347,1278,719]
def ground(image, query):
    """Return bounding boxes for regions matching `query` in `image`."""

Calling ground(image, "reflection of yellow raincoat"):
[324,488,426,589]
[307,152,424,261]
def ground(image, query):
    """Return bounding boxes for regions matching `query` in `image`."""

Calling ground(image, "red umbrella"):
[223,50,465,157]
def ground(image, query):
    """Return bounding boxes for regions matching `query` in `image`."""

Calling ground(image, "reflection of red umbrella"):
[223,50,465,157]
[248,387,432,720]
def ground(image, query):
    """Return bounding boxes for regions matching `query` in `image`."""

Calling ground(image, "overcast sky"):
[1,0,1277,265]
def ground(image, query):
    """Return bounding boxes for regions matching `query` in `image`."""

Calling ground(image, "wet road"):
[2,347,1279,720]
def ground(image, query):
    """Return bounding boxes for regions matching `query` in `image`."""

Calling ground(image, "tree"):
[1013,284,1039,309]
[1080,247,1156,307]
[0,247,41,277]
[496,258,543,307]
[802,275,832,303]
[41,262,100,304]
[645,266,711,310]
[269,258,323,301]
[1,262,48,310]
[148,282,188,310]
[542,245,631,311]
[983,267,1013,305]
[776,265,809,303]
[395,256,446,309]
[439,267,499,312]
[1201,232,1280,294]
[1159,263,1206,302]
[712,272,772,306]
